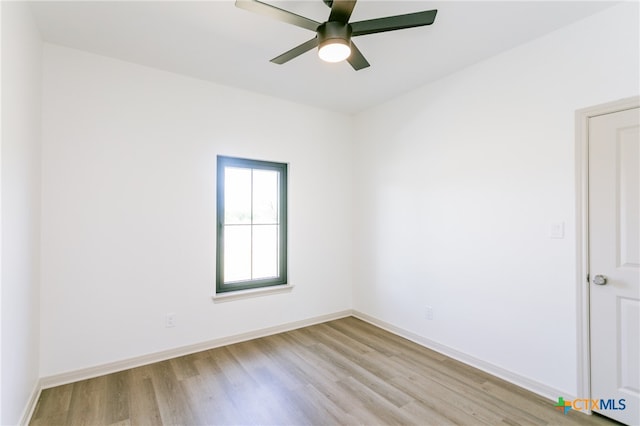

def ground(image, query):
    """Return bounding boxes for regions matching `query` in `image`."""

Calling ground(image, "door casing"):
[575,96,640,411]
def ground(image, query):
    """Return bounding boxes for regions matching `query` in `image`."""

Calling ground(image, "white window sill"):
[212,284,294,303]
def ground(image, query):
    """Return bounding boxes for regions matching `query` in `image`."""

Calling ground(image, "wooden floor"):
[31,316,618,426]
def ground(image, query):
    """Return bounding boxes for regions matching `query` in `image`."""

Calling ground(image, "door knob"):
[593,275,607,285]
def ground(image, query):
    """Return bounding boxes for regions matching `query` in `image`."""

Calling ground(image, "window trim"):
[212,283,294,302]
[216,155,288,294]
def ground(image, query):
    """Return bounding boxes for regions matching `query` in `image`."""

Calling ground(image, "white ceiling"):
[28,0,616,114]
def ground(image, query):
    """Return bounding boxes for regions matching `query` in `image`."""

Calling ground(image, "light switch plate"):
[550,222,565,239]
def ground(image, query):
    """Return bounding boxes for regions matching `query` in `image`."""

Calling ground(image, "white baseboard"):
[19,379,42,426]
[28,309,578,424]
[39,310,352,390]
[352,310,574,403]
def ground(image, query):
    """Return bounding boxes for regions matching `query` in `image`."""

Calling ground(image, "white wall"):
[40,45,354,377]
[24,0,640,410]
[1,2,43,424]
[352,2,639,398]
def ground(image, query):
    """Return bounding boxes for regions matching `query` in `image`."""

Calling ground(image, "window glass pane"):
[252,225,279,279]
[223,225,251,282]
[217,156,287,294]
[225,167,251,225]
[252,169,279,224]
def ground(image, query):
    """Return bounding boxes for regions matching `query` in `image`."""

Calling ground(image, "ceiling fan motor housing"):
[317,21,352,48]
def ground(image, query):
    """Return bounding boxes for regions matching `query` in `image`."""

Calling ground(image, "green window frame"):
[216,156,288,293]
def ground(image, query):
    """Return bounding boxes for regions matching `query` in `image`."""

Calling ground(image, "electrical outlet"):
[425,306,434,320]
[165,313,176,328]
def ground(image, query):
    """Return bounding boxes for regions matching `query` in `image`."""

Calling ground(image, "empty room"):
[1,0,639,425]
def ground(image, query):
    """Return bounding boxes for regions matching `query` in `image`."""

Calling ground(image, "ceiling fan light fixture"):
[317,21,352,63]
[318,39,351,62]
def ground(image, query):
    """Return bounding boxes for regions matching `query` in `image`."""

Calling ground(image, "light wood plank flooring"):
[31,316,619,425]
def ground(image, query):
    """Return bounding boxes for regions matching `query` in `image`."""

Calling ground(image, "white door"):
[589,107,640,425]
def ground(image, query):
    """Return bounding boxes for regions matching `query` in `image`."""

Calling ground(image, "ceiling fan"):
[235,0,438,70]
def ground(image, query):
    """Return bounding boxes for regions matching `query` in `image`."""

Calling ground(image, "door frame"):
[575,96,639,409]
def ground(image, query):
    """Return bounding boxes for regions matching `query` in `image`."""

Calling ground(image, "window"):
[216,156,287,293]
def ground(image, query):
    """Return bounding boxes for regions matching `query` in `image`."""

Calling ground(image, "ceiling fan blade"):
[351,9,437,37]
[235,0,320,32]
[270,37,319,64]
[329,0,357,24]
[347,42,370,71]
